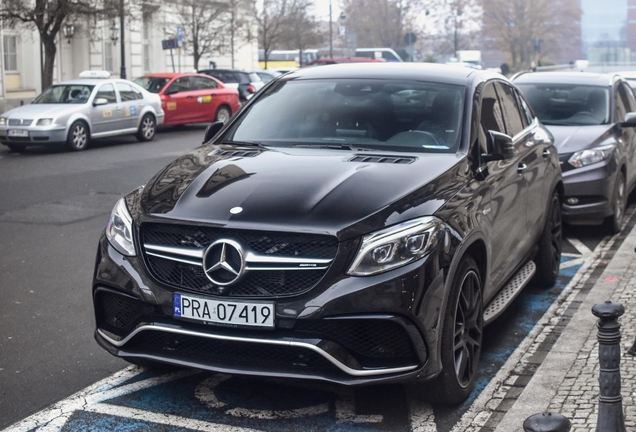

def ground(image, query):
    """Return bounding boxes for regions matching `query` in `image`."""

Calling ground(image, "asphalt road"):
[0,126,208,430]
[0,129,613,431]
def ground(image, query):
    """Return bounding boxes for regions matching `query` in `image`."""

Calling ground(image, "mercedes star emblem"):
[202,239,245,286]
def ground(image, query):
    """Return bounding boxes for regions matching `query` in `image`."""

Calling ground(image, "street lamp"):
[329,0,332,57]
[119,0,126,79]
[109,22,119,44]
[63,22,75,44]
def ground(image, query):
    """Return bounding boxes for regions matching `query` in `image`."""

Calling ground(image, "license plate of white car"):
[8,129,28,137]
[173,293,275,328]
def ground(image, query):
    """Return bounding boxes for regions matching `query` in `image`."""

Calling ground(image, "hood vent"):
[211,149,260,158]
[348,155,416,164]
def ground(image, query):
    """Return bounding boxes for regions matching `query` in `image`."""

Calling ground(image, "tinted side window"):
[496,82,525,137]
[95,83,117,103]
[237,73,250,84]
[193,76,218,90]
[480,83,506,134]
[166,77,191,94]
[517,93,534,127]
[116,82,138,101]
[623,82,636,112]
[616,83,633,121]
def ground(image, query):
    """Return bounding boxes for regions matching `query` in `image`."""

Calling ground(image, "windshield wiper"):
[293,143,355,150]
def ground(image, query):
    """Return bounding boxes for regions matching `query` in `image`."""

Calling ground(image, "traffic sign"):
[177,26,184,47]
[162,39,178,50]
[404,32,417,45]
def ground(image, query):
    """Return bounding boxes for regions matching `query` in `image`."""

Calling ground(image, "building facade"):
[0,0,258,112]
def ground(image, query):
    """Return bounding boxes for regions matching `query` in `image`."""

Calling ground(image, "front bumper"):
[93,232,449,385]
[0,125,67,145]
[561,158,617,224]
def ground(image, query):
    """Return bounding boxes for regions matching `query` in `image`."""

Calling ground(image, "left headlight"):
[106,198,136,256]
[347,216,444,276]
[0,117,7,125]
[568,144,615,168]
[36,118,53,126]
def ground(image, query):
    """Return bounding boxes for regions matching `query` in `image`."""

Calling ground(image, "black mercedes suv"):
[93,63,562,404]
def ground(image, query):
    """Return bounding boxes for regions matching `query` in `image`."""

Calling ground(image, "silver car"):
[0,72,165,152]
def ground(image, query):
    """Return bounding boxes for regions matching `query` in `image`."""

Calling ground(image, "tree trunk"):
[41,34,57,90]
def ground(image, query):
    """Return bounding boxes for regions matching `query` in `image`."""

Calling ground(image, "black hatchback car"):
[513,72,636,232]
[93,63,562,404]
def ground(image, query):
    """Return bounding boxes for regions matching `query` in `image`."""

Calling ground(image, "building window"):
[105,41,113,72]
[3,35,17,71]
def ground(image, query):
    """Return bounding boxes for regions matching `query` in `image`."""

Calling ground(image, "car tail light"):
[248,84,255,94]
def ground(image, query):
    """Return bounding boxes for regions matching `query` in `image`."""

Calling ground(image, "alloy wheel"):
[453,269,483,388]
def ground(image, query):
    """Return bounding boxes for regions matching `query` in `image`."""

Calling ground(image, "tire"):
[533,191,562,287]
[136,114,156,142]
[66,121,89,151]
[7,143,27,152]
[605,171,626,235]
[214,106,232,123]
[414,256,483,404]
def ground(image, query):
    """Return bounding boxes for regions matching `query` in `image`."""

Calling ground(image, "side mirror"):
[93,98,108,106]
[203,121,224,143]
[621,112,636,127]
[482,130,515,162]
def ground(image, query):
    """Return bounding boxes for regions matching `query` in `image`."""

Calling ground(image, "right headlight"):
[0,117,7,125]
[106,198,136,256]
[347,216,444,276]
[568,144,615,168]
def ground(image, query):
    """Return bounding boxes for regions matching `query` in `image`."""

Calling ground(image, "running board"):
[483,261,536,325]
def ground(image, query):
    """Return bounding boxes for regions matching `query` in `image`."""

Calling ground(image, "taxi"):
[134,73,240,126]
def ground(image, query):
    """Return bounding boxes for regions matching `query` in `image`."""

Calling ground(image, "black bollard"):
[591,301,626,432]
[523,412,571,431]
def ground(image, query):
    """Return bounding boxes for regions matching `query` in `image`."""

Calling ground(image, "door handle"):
[542,149,551,158]
[517,163,527,173]
[187,96,194,99]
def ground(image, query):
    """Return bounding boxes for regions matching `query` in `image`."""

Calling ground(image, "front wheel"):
[66,121,89,151]
[136,114,156,142]
[214,106,232,123]
[533,190,562,287]
[605,171,626,234]
[414,256,483,404]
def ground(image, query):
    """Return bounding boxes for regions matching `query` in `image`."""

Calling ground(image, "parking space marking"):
[566,237,593,256]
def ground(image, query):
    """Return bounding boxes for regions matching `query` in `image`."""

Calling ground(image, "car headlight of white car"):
[568,144,615,168]
[36,118,54,126]
[106,198,136,256]
[0,117,7,125]
[347,216,444,276]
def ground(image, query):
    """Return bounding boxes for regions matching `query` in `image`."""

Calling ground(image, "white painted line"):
[335,390,383,424]
[559,257,584,269]
[408,397,437,432]
[566,237,593,256]
[86,403,260,431]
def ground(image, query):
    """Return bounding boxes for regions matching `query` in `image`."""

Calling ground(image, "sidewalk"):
[469,218,636,431]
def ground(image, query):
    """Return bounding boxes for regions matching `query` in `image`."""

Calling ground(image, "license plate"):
[173,293,275,328]
[8,129,28,137]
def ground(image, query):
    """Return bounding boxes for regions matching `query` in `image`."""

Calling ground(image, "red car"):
[134,73,240,125]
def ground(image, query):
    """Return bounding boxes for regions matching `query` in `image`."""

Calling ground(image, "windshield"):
[516,83,610,126]
[134,77,170,93]
[223,79,465,153]
[32,85,94,104]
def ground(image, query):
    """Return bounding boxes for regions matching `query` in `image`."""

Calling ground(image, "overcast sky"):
[311,0,343,21]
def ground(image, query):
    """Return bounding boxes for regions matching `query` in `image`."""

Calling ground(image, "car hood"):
[136,145,464,240]
[3,103,83,119]
[545,124,616,154]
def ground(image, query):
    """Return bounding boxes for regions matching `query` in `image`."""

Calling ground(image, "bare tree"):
[175,0,230,70]
[341,0,423,49]
[254,0,291,68]
[482,0,580,70]
[278,0,323,63]
[429,0,481,57]
[0,0,114,90]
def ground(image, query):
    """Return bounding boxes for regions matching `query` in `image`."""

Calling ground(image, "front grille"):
[126,330,338,372]
[96,291,158,331]
[294,319,418,366]
[8,119,32,126]
[141,223,338,297]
